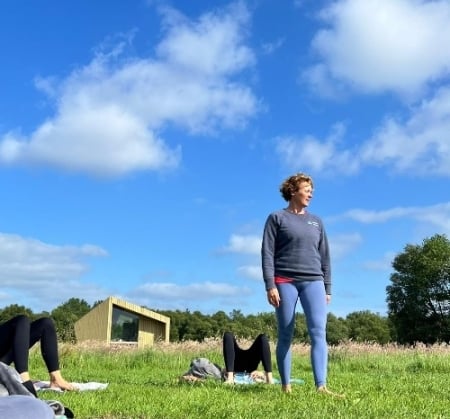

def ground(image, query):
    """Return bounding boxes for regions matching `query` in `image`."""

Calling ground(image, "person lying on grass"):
[180,332,274,385]
[0,315,76,394]
[222,332,273,384]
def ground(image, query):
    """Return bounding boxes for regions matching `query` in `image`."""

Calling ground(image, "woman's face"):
[291,181,313,207]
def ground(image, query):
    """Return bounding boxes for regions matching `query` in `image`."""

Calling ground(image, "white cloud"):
[329,233,363,260]
[127,280,255,314]
[132,280,250,301]
[360,87,450,176]
[362,252,396,272]
[237,265,262,280]
[157,2,254,78]
[301,63,346,99]
[0,233,107,284]
[222,234,261,255]
[275,122,360,174]
[335,202,450,235]
[261,37,285,55]
[277,87,450,176]
[304,0,450,95]
[0,3,258,177]
[0,232,108,309]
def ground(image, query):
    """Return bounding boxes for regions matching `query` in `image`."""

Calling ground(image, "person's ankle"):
[20,372,31,382]
[282,384,292,393]
[49,370,75,391]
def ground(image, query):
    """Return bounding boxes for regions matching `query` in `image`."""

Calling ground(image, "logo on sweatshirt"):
[307,220,319,228]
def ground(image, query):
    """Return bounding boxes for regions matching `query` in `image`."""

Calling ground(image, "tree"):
[346,311,391,344]
[326,313,349,345]
[210,310,232,337]
[386,234,450,344]
[257,312,277,341]
[293,313,308,342]
[0,304,34,322]
[51,298,91,342]
[186,311,210,341]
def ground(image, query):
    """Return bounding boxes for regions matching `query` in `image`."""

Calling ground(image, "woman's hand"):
[267,288,280,308]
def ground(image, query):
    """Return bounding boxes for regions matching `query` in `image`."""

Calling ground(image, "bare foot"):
[179,374,202,383]
[282,384,292,393]
[50,378,76,391]
[49,371,76,391]
[317,386,345,398]
[264,372,274,384]
[223,379,234,385]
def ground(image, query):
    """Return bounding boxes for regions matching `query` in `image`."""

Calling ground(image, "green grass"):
[28,341,450,419]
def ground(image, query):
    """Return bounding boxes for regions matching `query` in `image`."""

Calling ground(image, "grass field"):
[29,340,449,419]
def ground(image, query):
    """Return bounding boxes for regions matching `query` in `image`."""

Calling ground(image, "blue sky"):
[1,0,449,318]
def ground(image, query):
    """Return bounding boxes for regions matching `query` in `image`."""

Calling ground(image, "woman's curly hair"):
[279,173,314,201]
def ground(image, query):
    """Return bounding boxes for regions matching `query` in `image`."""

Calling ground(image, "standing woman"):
[261,173,341,396]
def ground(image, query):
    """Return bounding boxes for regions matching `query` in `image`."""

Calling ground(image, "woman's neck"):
[286,204,305,215]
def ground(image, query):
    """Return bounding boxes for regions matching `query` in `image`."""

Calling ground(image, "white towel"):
[34,381,108,392]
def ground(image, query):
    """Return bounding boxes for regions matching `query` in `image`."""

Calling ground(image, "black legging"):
[222,331,272,373]
[0,315,60,374]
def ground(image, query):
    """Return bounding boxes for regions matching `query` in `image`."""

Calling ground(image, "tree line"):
[0,301,392,345]
[1,234,448,345]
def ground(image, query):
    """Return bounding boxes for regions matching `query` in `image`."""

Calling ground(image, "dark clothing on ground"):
[222,332,272,373]
[0,315,60,374]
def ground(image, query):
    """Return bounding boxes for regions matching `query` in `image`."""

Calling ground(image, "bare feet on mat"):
[49,379,76,391]
[49,371,76,391]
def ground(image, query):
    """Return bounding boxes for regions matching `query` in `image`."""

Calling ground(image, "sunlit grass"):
[28,341,450,418]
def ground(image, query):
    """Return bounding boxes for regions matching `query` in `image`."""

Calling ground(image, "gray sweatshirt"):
[261,209,331,294]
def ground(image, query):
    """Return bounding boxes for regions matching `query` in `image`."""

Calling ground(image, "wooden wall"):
[74,296,171,347]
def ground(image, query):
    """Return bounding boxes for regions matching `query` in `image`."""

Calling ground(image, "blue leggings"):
[275,281,328,387]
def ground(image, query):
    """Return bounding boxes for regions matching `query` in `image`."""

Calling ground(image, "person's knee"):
[278,335,293,348]
[14,315,31,328]
[259,334,269,344]
[254,333,269,347]
[309,326,326,343]
[39,317,56,330]
[278,325,294,341]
